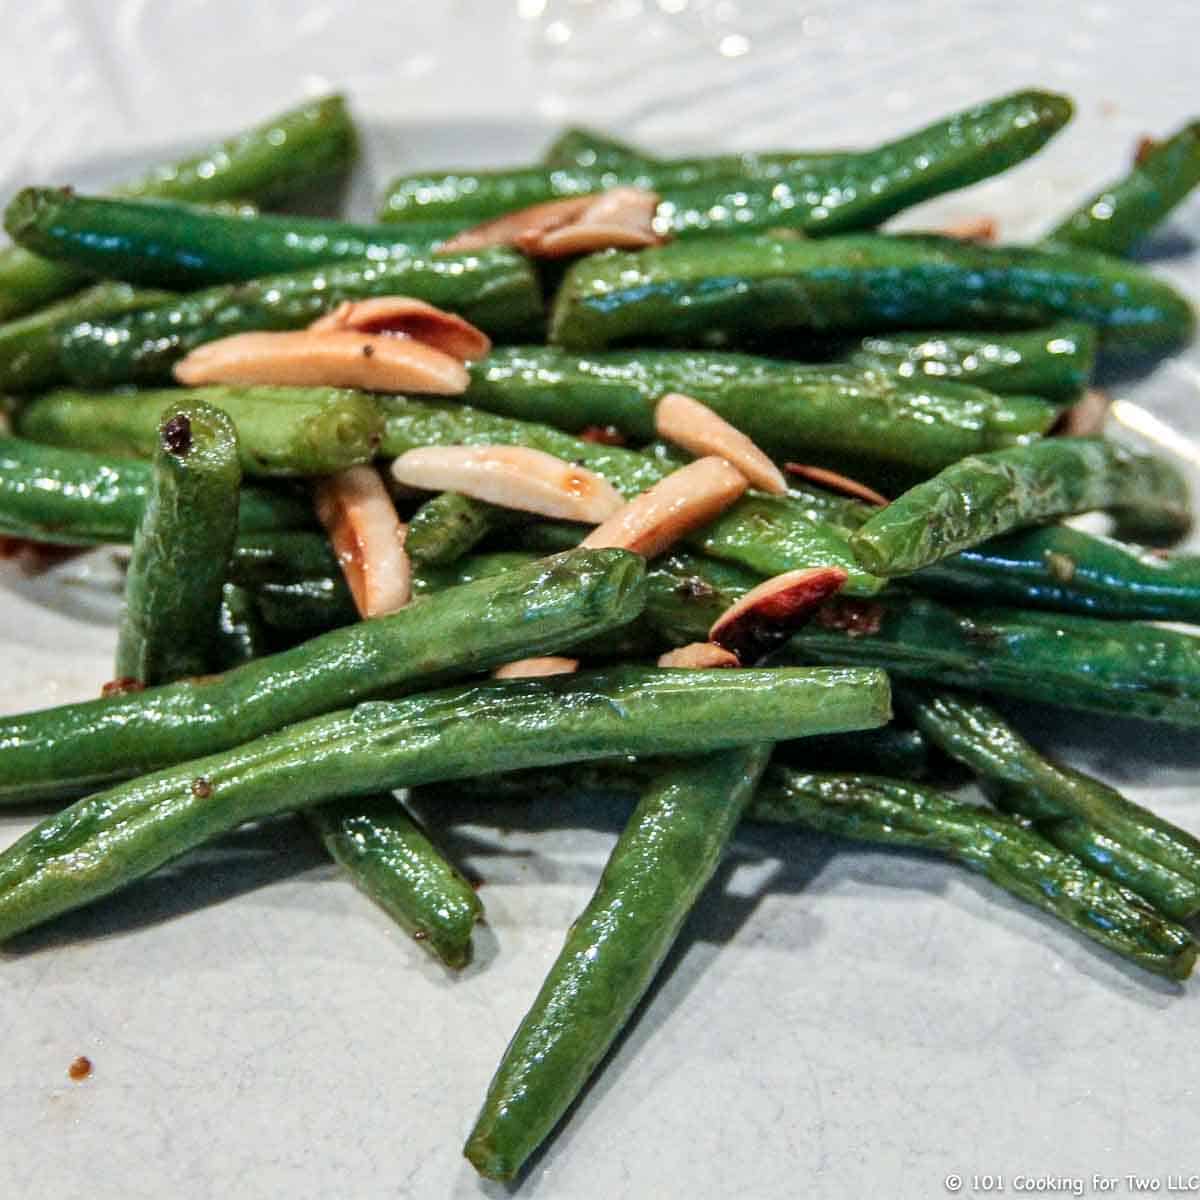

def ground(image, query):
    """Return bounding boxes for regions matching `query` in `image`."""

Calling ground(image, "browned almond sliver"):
[1053,387,1111,437]
[657,642,740,669]
[391,445,624,523]
[529,188,663,258]
[784,463,889,508]
[939,215,998,243]
[174,330,470,394]
[492,656,580,680]
[315,466,412,618]
[308,298,491,362]
[579,456,749,558]
[709,566,849,662]
[436,196,593,256]
[655,392,787,495]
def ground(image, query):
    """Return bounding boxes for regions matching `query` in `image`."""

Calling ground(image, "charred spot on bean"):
[674,576,715,601]
[191,776,214,799]
[814,598,885,638]
[161,413,193,457]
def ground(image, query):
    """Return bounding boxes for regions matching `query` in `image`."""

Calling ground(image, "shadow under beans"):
[1130,227,1198,264]
[1,814,325,957]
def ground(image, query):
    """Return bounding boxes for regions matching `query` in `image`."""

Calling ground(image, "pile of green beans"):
[1,86,1199,1188]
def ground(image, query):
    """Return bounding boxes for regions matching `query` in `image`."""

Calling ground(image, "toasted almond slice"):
[492,656,580,680]
[655,392,787,495]
[391,445,624,523]
[784,463,889,508]
[657,642,740,669]
[530,187,663,257]
[315,466,412,618]
[580,456,749,558]
[1053,387,1111,437]
[709,566,849,661]
[939,215,998,242]
[436,196,593,256]
[174,330,470,394]
[308,298,491,362]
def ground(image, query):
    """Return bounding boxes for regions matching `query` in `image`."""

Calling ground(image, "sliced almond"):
[436,196,593,256]
[308,298,491,362]
[391,445,624,523]
[939,215,998,242]
[314,466,412,618]
[655,392,787,495]
[657,642,740,670]
[580,456,749,558]
[529,188,663,258]
[784,463,889,508]
[1053,387,1111,437]
[492,656,580,680]
[709,566,848,661]
[174,330,470,394]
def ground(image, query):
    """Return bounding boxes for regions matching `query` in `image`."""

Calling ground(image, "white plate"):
[2,3,1200,1198]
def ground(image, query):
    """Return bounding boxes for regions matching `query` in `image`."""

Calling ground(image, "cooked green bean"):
[378,396,884,594]
[790,593,1200,726]
[549,234,1195,355]
[0,435,311,546]
[249,577,358,642]
[115,401,242,684]
[215,583,269,670]
[1044,121,1200,256]
[850,437,1192,576]
[0,283,174,393]
[310,794,483,969]
[752,769,1196,981]
[18,385,385,478]
[0,548,646,802]
[382,90,1070,237]
[903,690,1200,918]
[464,744,772,1181]
[844,324,1097,402]
[542,127,650,170]
[0,666,890,940]
[57,250,543,387]
[0,94,357,321]
[4,189,463,288]
[406,491,513,566]
[465,346,1058,475]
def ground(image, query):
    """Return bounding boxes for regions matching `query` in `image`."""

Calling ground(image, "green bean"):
[464,744,771,1180]
[0,665,889,941]
[913,525,1200,623]
[903,690,1200,918]
[1044,121,1200,256]
[850,437,1192,576]
[549,234,1195,356]
[381,90,1070,237]
[250,577,358,642]
[4,189,465,289]
[229,530,340,586]
[752,769,1196,981]
[542,127,650,170]
[0,435,311,546]
[57,250,543,387]
[406,492,513,566]
[310,794,483,969]
[466,346,1059,476]
[0,283,175,393]
[844,324,1097,402]
[790,592,1200,726]
[18,385,385,478]
[215,583,269,670]
[115,401,242,684]
[0,94,357,321]
[377,396,884,595]
[0,548,645,803]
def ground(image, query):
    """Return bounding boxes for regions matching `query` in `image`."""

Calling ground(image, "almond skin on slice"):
[709,566,848,662]
[784,463,889,508]
[579,456,749,558]
[436,196,593,256]
[174,330,470,394]
[315,466,412,618]
[657,642,741,669]
[528,188,664,257]
[655,392,787,495]
[391,445,624,523]
[308,298,491,362]
[939,215,998,242]
[1053,387,1111,437]
[492,656,580,679]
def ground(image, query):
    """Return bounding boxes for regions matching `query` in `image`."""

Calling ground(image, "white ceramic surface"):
[2,3,1200,1198]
